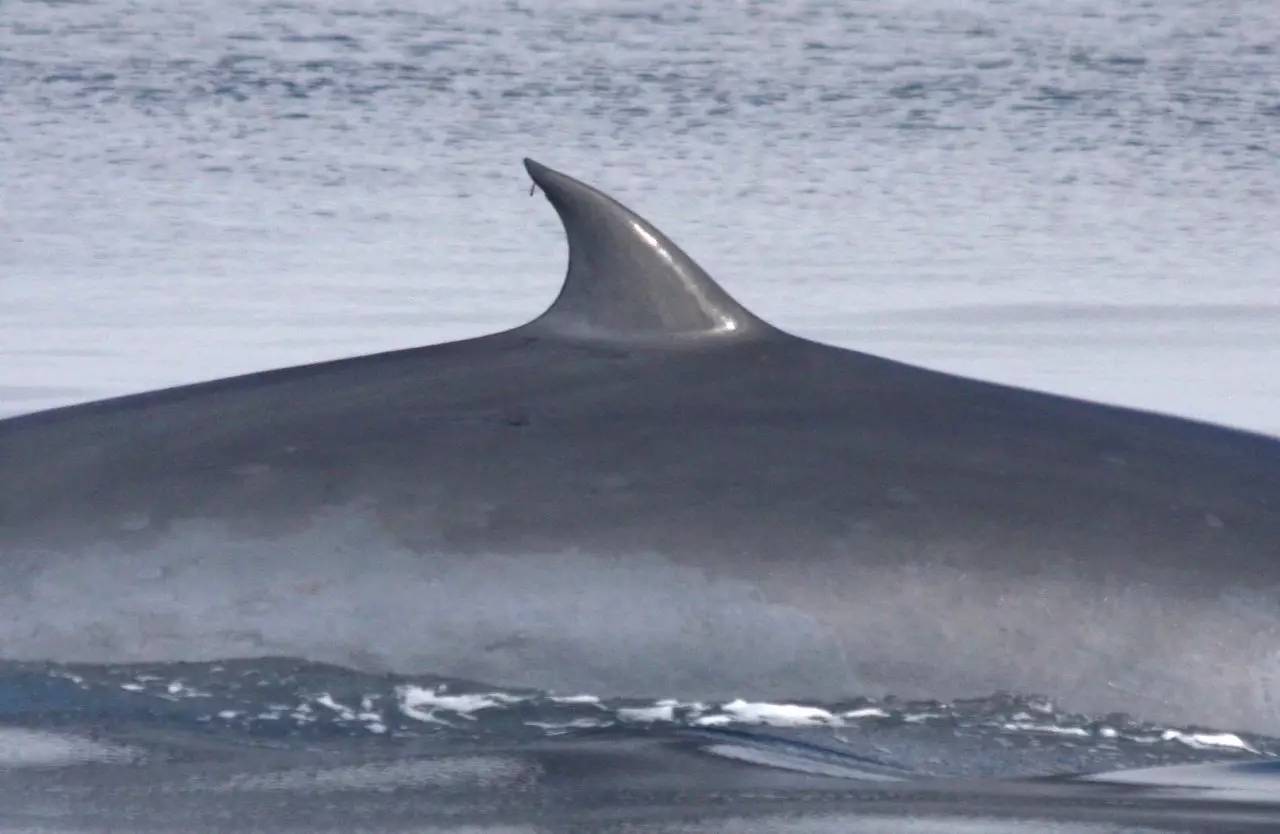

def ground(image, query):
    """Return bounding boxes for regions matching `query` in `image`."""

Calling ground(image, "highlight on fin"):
[522,158,772,342]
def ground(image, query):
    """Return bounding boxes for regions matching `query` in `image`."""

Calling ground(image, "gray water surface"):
[3,0,1278,433]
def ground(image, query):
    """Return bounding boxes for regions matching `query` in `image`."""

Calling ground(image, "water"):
[3,659,1280,830]
[3,0,1280,828]
[0,659,1269,774]
[3,0,1278,433]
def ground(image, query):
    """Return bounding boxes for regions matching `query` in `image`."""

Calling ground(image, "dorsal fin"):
[522,159,771,342]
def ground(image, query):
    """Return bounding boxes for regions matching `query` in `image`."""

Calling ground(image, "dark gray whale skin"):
[1,160,1277,733]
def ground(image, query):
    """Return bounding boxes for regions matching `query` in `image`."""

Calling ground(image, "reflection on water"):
[2,0,1278,433]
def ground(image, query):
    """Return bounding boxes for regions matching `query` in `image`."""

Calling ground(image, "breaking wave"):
[1,657,1272,779]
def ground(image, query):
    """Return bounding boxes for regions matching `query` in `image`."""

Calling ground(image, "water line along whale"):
[1,159,1277,732]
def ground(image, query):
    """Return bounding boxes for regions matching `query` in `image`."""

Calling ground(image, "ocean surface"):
[3,0,1280,830]
[3,0,1279,434]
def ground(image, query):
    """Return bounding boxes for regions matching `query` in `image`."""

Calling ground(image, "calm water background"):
[2,0,1278,434]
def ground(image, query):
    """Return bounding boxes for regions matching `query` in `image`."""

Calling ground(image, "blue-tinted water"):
[3,1,1280,829]
[3,659,1280,831]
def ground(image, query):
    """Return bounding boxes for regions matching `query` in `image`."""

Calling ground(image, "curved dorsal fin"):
[522,159,771,342]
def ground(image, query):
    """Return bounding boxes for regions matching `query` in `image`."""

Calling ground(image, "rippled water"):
[4,659,1280,830]
[0,658,1274,823]
[3,0,1279,433]
[1,659,1269,776]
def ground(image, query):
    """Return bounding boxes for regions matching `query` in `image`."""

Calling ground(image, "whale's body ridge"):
[1,160,1277,733]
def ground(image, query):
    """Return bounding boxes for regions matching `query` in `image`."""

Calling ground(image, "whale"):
[1,159,1278,735]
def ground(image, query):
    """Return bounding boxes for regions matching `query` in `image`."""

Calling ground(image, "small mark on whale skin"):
[1204,512,1225,529]
[483,633,530,653]
[292,579,329,596]
[502,411,530,428]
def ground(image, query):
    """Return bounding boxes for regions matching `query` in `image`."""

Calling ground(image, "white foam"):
[617,700,678,723]
[843,707,890,719]
[165,680,209,698]
[713,699,839,727]
[692,714,733,727]
[525,718,611,732]
[397,685,523,723]
[1160,729,1257,753]
[1001,721,1090,737]
[313,693,357,721]
[549,694,601,705]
